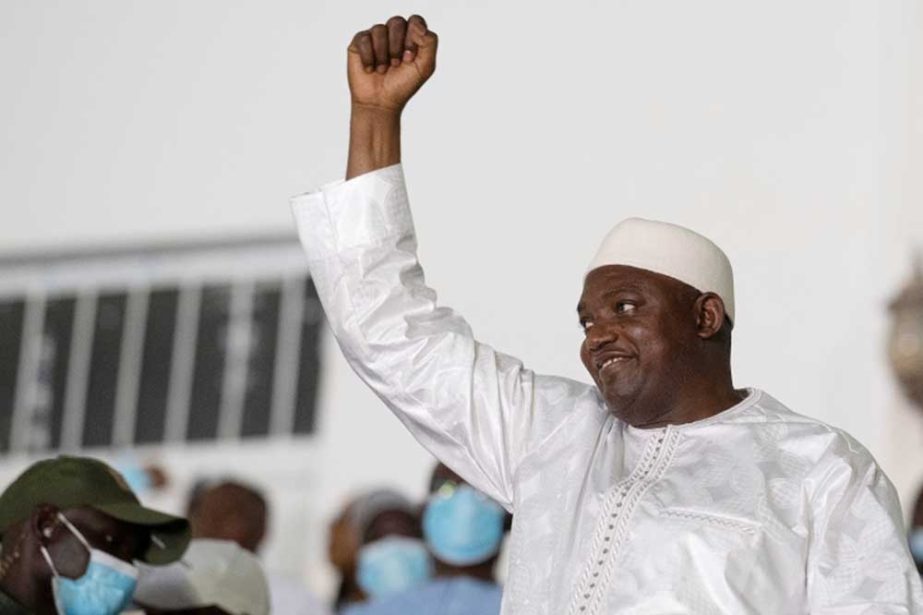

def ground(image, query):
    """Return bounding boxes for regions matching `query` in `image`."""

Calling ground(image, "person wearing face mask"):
[344,464,509,615]
[132,539,270,615]
[185,479,330,615]
[0,456,190,615]
[344,489,432,611]
[327,499,364,611]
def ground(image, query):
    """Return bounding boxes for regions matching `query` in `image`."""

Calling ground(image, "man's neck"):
[0,558,54,614]
[624,373,746,429]
[0,574,34,614]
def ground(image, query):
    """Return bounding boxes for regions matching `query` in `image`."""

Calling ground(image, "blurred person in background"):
[329,489,426,611]
[327,500,364,611]
[345,489,431,611]
[187,481,266,554]
[133,538,270,615]
[0,456,190,615]
[116,460,170,501]
[187,480,330,615]
[345,464,508,615]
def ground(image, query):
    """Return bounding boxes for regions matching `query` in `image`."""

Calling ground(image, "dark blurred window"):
[295,280,323,435]
[241,282,282,438]
[0,300,24,452]
[188,285,231,441]
[44,297,76,450]
[0,238,323,454]
[83,293,127,448]
[135,288,179,444]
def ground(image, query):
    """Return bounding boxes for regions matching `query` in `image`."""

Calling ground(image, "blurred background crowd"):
[0,455,512,613]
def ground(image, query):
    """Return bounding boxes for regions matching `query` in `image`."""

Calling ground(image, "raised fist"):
[347,15,438,113]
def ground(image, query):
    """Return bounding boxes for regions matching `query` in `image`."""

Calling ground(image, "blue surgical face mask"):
[909,528,923,564]
[40,513,139,615]
[423,483,505,566]
[116,462,152,495]
[357,536,433,599]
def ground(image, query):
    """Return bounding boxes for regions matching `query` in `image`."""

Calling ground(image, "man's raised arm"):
[345,15,436,179]
[292,17,592,510]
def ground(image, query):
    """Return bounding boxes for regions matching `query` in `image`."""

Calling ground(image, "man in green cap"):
[0,455,190,614]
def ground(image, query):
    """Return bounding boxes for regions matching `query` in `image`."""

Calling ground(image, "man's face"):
[364,509,420,544]
[51,507,148,579]
[577,265,701,425]
[190,485,265,553]
[328,508,360,572]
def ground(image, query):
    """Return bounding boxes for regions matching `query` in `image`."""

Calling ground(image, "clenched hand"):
[347,15,438,113]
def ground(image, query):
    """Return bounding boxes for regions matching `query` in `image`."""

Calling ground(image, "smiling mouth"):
[596,356,633,376]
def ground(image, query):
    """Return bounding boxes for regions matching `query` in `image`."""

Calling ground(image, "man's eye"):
[580,320,594,332]
[615,302,636,314]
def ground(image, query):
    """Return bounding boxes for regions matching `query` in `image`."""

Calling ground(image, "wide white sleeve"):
[290,164,593,509]
[806,437,923,614]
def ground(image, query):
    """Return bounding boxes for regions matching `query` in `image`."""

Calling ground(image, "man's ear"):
[694,293,726,340]
[32,505,91,579]
[31,504,60,547]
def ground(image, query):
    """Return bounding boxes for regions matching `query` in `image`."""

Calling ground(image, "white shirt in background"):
[267,573,332,615]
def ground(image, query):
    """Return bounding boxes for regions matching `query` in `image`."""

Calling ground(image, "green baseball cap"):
[0,456,190,565]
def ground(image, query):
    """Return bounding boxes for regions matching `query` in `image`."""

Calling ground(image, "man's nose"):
[586,323,618,352]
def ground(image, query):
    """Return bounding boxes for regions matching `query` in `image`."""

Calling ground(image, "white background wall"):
[2,0,923,602]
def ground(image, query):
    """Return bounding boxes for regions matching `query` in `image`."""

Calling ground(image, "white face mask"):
[40,513,139,615]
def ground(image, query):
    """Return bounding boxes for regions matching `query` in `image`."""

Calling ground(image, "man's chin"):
[598,387,634,418]
[598,386,640,421]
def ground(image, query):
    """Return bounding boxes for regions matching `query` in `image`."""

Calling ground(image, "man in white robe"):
[292,15,923,614]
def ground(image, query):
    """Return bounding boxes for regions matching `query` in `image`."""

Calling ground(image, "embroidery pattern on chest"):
[566,426,681,615]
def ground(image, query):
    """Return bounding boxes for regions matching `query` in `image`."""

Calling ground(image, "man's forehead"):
[365,508,418,542]
[430,463,465,491]
[578,266,678,306]
[199,483,263,508]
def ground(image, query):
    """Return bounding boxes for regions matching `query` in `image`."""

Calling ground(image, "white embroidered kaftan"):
[292,164,923,614]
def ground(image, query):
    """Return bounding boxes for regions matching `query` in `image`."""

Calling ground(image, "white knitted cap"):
[587,218,735,323]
